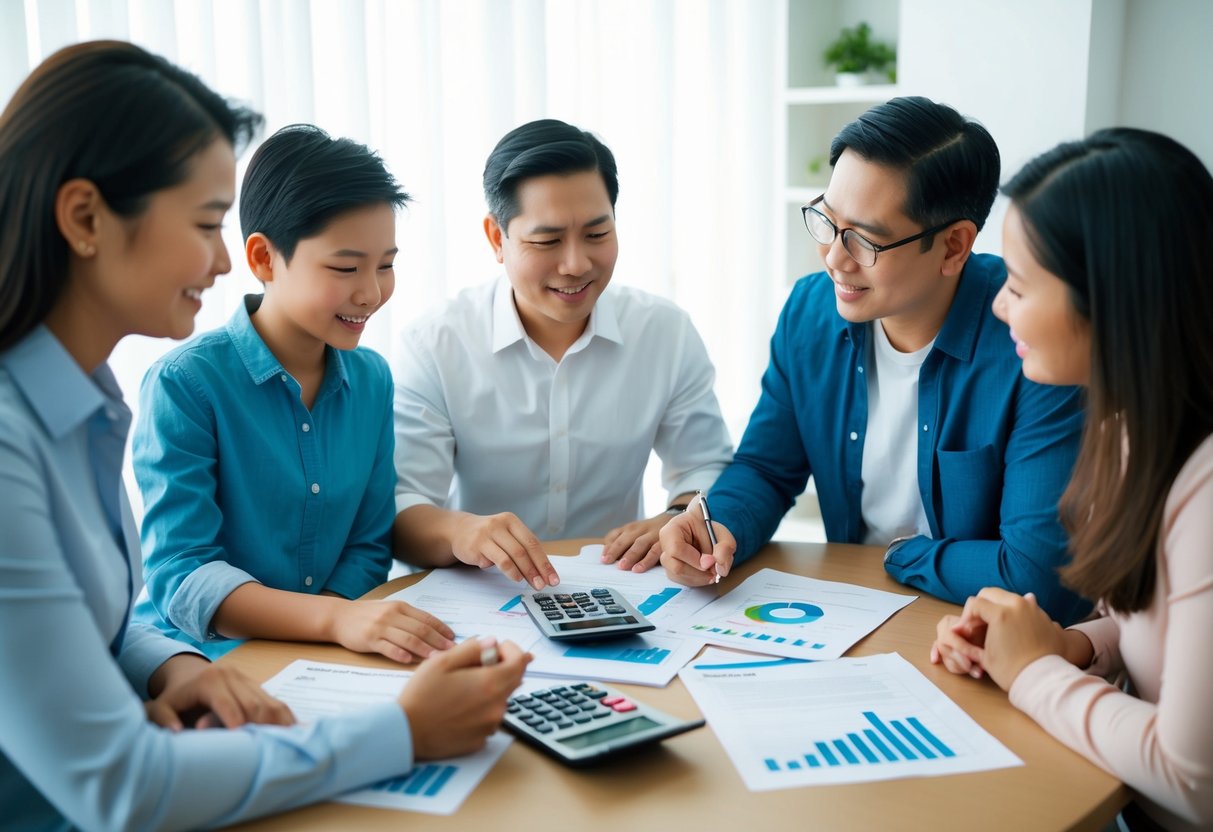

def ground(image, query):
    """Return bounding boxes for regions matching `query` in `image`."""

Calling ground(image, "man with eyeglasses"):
[658,96,1091,625]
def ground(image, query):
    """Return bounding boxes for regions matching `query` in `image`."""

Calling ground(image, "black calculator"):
[503,682,704,767]
[521,586,656,642]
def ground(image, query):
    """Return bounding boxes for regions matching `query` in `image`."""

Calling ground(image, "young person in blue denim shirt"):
[132,124,457,660]
[0,42,527,832]
[659,97,1091,625]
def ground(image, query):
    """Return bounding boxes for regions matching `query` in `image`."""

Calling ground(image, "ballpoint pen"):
[695,490,722,584]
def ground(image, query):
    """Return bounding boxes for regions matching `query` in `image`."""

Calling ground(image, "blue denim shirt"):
[133,295,395,657]
[0,326,411,831]
[710,254,1091,624]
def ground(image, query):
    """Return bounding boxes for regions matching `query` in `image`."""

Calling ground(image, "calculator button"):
[559,706,579,716]
[515,697,536,706]
[507,705,522,714]
[590,588,610,597]
[590,710,611,719]
[572,592,589,599]
[578,702,597,711]
[533,593,551,601]
[604,605,626,614]
[585,689,608,699]
[551,687,570,694]
[601,696,624,706]
[544,612,564,620]
[610,700,638,713]
[555,720,574,729]
[566,612,584,618]
[554,594,572,602]
[534,724,554,734]
[572,715,592,724]
[567,695,587,704]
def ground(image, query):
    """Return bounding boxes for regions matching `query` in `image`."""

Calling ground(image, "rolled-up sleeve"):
[392,328,457,517]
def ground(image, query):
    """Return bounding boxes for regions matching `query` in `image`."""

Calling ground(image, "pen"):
[695,490,722,584]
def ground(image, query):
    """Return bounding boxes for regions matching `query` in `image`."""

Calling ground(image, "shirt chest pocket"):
[934,444,1001,540]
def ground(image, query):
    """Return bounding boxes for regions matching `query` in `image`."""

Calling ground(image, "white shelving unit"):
[773,0,900,538]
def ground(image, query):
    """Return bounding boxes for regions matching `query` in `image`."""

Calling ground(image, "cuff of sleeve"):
[324,554,389,601]
[118,621,207,697]
[1008,653,1080,711]
[395,492,437,517]
[665,471,725,506]
[169,561,260,643]
[326,700,415,790]
[883,536,915,563]
[1069,620,1116,677]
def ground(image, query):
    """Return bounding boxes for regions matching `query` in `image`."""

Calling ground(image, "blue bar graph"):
[761,711,958,773]
[499,595,522,612]
[369,764,458,798]
[563,644,671,665]
[638,587,681,615]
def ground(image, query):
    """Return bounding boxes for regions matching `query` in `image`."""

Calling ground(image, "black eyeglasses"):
[801,195,965,268]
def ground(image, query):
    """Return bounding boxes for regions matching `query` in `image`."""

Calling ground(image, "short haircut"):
[240,124,410,263]
[482,119,618,235]
[830,96,1000,240]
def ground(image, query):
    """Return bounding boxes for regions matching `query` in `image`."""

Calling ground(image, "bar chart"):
[369,764,459,797]
[562,644,672,665]
[762,710,957,772]
[689,623,825,649]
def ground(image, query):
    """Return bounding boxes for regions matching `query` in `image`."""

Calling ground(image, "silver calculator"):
[503,681,704,767]
[521,586,656,642]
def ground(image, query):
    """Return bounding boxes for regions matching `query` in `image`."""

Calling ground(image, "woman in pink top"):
[930,128,1213,832]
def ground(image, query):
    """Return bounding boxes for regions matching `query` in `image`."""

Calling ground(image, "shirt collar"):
[490,276,624,355]
[2,325,120,439]
[227,294,350,389]
[839,255,995,362]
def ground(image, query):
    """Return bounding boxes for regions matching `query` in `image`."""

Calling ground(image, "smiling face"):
[485,170,618,355]
[993,205,1092,386]
[815,149,967,351]
[253,202,397,355]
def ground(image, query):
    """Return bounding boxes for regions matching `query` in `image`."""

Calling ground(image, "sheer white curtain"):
[3,0,778,514]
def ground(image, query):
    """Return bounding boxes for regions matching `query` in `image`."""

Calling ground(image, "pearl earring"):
[77,241,94,256]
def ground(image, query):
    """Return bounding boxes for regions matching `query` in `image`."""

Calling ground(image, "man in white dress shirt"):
[391,119,733,589]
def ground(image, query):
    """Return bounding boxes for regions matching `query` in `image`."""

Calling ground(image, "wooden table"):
[223,540,1127,832]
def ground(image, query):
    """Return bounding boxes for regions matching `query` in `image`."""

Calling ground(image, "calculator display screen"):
[555,616,636,631]
[556,716,662,750]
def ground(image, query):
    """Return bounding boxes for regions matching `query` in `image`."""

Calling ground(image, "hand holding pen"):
[655,490,738,588]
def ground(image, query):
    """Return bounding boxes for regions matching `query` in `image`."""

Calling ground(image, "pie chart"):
[744,602,824,624]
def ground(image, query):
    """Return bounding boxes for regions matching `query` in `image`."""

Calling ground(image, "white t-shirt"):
[860,320,933,546]
[392,277,734,539]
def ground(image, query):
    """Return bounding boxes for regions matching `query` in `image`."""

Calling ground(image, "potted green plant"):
[823,22,896,86]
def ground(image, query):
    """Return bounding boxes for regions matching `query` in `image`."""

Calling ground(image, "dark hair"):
[240,124,410,264]
[0,40,262,351]
[482,119,618,235]
[830,96,1000,247]
[1004,128,1213,613]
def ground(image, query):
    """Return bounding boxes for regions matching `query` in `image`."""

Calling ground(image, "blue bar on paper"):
[805,754,821,768]
[424,765,457,797]
[774,637,786,643]
[638,587,680,615]
[864,712,917,760]
[812,643,825,649]
[892,720,936,759]
[832,739,859,765]
[764,758,779,771]
[742,632,754,638]
[793,639,806,646]
[404,764,439,795]
[863,729,898,762]
[757,634,771,641]
[499,595,522,612]
[815,741,840,766]
[788,760,801,770]
[908,717,957,758]
[847,733,880,764]
[710,627,722,633]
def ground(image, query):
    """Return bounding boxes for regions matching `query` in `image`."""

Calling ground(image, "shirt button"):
[857,366,864,374]
[922,424,929,432]
[105,407,118,419]
[281,374,288,382]
[311,483,320,494]
[304,576,313,587]
[302,423,311,432]
[849,431,858,441]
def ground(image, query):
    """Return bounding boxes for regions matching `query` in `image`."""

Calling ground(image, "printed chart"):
[261,660,510,814]
[679,650,1021,790]
[678,568,915,661]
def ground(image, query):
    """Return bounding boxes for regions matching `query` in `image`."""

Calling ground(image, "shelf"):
[785,84,900,105]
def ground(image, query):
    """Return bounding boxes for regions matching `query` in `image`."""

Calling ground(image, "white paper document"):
[384,548,715,685]
[261,659,510,815]
[680,649,1022,790]
[675,567,916,661]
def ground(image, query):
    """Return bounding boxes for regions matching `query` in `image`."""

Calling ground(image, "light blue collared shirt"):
[0,326,412,831]
[133,295,396,657]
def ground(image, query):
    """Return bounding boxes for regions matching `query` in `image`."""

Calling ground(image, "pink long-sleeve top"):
[1010,436,1213,831]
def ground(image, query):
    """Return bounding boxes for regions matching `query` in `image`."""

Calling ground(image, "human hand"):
[330,599,457,664]
[144,654,295,731]
[657,502,736,587]
[398,636,531,759]
[951,588,1070,691]
[930,611,988,679]
[450,512,560,590]
[601,514,672,572]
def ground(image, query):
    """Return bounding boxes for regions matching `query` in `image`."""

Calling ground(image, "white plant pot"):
[834,72,865,87]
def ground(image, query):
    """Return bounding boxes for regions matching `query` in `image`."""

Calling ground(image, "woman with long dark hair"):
[0,41,528,831]
[931,128,1213,831]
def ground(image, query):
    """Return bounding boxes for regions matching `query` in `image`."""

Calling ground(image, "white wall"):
[1118,0,1213,170]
